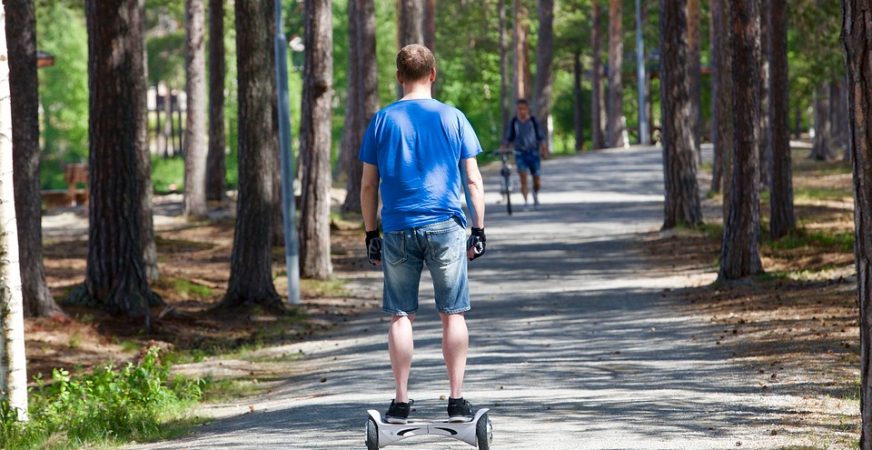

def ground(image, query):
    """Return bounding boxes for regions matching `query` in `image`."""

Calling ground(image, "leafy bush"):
[0,347,204,450]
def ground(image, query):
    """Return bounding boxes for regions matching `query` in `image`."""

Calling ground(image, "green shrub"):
[0,347,205,449]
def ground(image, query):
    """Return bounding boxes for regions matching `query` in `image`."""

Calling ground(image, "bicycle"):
[494,149,514,216]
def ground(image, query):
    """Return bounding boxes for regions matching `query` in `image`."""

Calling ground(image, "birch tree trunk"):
[532,0,554,127]
[206,0,226,202]
[0,3,29,419]
[842,1,872,444]
[606,0,624,147]
[4,0,60,317]
[184,0,208,217]
[299,0,333,279]
[719,0,763,281]
[660,0,703,229]
[768,0,794,239]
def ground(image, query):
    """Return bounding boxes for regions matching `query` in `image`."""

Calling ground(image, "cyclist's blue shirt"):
[359,98,482,232]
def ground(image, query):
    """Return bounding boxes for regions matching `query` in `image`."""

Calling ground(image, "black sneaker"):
[447,397,475,422]
[385,399,414,424]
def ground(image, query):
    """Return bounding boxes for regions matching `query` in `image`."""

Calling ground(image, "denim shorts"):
[515,150,541,176]
[381,218,470,316]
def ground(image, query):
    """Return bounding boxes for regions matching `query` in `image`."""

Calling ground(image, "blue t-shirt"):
[359,99,482,232]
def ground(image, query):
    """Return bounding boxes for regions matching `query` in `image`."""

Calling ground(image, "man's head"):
[396,44,436,87]
[516,99,531,120]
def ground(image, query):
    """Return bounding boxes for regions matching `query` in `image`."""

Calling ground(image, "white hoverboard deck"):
[365,408,492,449]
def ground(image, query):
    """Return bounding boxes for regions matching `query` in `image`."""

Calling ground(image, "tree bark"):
[719,0,762,281]
[81,0,161,316]
[759,0,772,188]
[498,0,511,130]
[768,0,794,239]
[831,78,850,159]
[591,0,605,149]
[0,3,29,419]
[573,51,585,151]
[184,0,208,217]
[4,0,61,318]
[660,0,703,230]
[138,0,159,284]
[811,83,832,160]
[687,0,702,160]
[532,0,554,127]
[299,0,333,280]
[606,0,624,148]
[398,0,424,46]
[842,3,872,445]
[341,0,362,213]
[218,0,282,310]
[512,0,531,102]
[715,0,734,213]
[423,0,436,53]
[206,0,226,202]
[708,0,723,193]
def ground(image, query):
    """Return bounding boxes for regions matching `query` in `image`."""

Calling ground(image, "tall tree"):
[398,0,424,46]
[4,0,61,317]
[687,0,701,160]
[606,0,624,147]
[713,0,733,210]
[498,0,511,129]
[423,0,436,53]
[513,0,532,102]
[532,0,554,129]
[660,0,703,229]
[719,0,762,281]
[590,0,605,149]
[708,0,722,192]
[299,0,333,279]
[341,0,362,213]
[218,1,282,310]
[843,2,872,445]
[184,0,208,217]
[768,0,794,239]
[810,84,832,160]
[78,0,162,316]
[758,0,772,187]
[0,2,29,419]
[573,51,585,151]
[206,0,226,202]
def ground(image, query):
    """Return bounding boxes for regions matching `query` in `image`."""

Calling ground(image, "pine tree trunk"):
[660,0,703,230]
[591,0,605,149]
[842,1,872,444]
[573,51,585,151]
[218,0,282,310]
[360,0,379,131]
[719,0,762,281]
[138,0,159,284]
[498,0,511,129]
[811,84,832,160]
[708,0,723,193]
[341,0,362,213]
[0,3,29,419]
[81,0,161,316]
[512,0,530,102]
[423,0,436,53]
[687,0,702,160]
[532,0,554,128]
[831,78,849,158]
[4,0,60,318]
[715,0,734,216]
[398,0,424,46]
[768,0,794,240]
[299,0,333,280]
[606,0,624,148]
[184,0,208,217]
[758,0,772,188]
[206,0,226,202]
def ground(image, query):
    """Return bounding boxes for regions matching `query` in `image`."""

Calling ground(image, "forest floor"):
[641,152,859,447]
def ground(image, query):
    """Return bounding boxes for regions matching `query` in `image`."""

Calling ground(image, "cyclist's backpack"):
[507,115,541,145]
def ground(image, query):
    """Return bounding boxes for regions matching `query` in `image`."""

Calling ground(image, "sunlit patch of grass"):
[793,186,852,203]
[766,228,854,253]
[300,277,348,298]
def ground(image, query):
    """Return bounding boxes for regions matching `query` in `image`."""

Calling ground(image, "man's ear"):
[396,70,403,84]
[430,68,437,83]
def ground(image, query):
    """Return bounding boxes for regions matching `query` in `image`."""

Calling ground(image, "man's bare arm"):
[463,157,485,229]
[361,163,380,231]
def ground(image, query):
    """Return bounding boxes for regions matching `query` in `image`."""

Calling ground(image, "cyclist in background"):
[501,99,549,210]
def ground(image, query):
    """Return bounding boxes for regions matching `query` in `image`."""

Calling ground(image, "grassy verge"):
[0,347,215,449]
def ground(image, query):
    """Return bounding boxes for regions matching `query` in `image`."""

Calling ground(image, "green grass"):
[299,277,348,298]
[767,228,854,253]
[151,156,185,194]
[793,186,852,203]
[0,348,207,450]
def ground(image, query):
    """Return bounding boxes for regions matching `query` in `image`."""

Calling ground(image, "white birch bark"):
[0,3,29,421]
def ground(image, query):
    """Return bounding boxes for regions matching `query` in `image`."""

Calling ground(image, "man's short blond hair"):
[396,44,436,82]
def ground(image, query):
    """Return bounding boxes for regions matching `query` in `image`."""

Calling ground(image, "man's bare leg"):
[533,175,541,206]
[388,314,415,402]
[440,312,469,399]
[519,171,529,204]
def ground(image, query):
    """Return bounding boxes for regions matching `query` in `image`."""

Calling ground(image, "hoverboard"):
[364,408,492,449]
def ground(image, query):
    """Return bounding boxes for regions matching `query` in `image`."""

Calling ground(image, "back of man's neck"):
[401,85,433,101]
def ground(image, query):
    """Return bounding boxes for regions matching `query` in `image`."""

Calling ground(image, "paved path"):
[133,147,810,450]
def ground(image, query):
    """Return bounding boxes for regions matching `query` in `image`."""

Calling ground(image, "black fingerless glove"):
[365,230,382,265]
[467,227,486,260]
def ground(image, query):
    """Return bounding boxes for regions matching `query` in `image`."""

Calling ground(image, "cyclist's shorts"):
[515,151,541,176]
